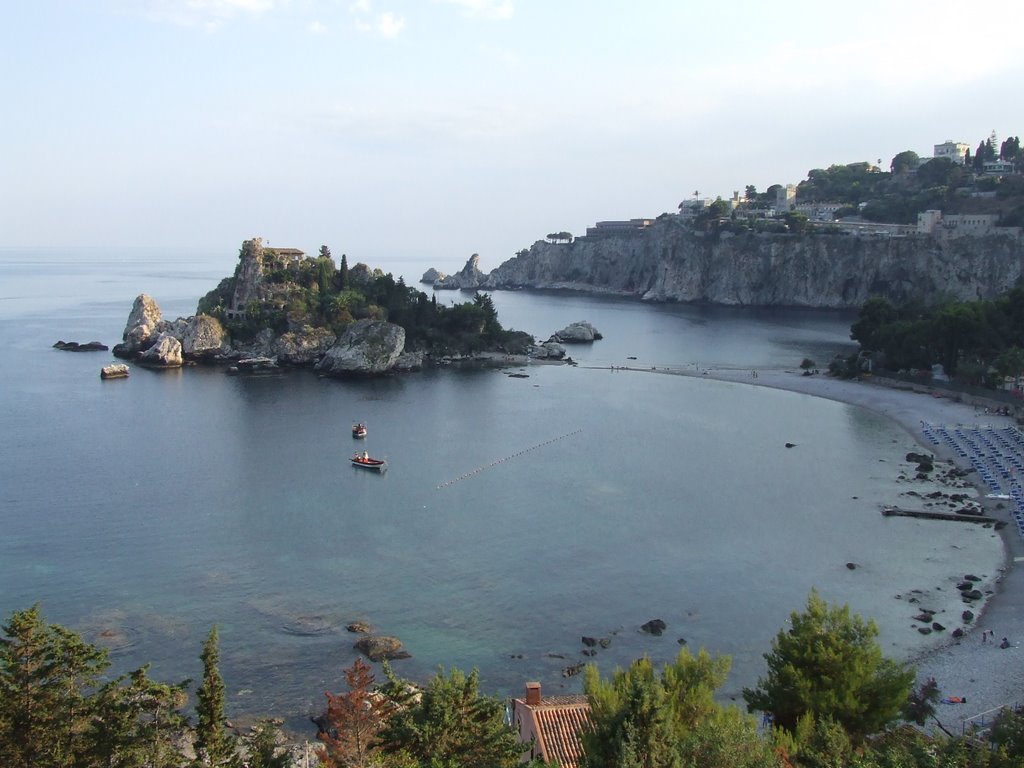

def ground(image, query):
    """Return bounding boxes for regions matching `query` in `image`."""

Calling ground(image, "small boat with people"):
[352,422,368,438]
[351,451,386,471]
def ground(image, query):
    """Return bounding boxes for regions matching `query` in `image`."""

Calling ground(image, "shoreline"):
[597,362,1023,728]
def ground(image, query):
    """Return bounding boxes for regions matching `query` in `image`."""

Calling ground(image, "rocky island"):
[111,237,573,375]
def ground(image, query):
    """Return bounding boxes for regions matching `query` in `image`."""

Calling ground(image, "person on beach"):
[1000,636,1011,649]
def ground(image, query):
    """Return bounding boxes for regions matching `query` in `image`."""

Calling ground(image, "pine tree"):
[85,665,189,768]
[0,604,109,768]
[582,648,733,768]
[742,589,915,740]
[376,666,522,767]
[194,626,236,767]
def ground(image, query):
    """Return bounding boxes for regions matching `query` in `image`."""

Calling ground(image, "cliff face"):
[484,218,1024,308]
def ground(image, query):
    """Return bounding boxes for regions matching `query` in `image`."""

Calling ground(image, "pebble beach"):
[675,366,1024,732]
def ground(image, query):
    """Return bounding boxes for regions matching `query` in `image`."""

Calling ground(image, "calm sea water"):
[0,247,1001,730]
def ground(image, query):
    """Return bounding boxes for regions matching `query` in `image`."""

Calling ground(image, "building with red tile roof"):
[511,682,592,768]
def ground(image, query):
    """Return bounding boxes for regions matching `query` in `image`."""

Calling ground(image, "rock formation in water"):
[549,321,602,343]
[433,253,487,290]
[474,217,1024,308]
[54,340,109,351]
[420,267,446,284]
[113,294,228,365]
[137,332,184,367]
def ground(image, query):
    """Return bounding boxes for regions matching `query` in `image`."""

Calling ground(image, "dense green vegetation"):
[845,287,1024,384]
[790,132,1024,226]
[742,590,916,740]
[196,244,533,357]
[7,596,1024,767]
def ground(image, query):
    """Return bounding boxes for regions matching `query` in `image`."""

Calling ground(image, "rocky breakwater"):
[478,217,1024,308]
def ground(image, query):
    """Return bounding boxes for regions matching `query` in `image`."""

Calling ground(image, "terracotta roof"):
[514,694,591,768]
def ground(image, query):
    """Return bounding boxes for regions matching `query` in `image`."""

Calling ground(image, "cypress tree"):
[339,253,349,290]
[194,626,235,767]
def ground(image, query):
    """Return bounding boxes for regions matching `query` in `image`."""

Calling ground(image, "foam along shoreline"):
[607,362,1022,728]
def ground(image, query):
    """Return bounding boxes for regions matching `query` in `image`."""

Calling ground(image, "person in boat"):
[363,451,369,461]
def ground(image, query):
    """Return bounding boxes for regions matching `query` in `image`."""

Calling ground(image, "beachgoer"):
[1000,637,1011,649]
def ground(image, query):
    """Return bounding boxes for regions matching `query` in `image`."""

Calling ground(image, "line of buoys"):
[436,429,583,489]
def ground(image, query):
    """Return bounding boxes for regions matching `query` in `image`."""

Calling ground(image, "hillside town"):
[579,131,1024,242]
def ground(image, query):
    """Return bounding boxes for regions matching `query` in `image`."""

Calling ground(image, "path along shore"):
[603,362,1024,733]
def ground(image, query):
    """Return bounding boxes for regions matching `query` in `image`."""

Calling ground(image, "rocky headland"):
[426,218,1024,308]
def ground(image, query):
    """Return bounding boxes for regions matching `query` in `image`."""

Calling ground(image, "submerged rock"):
[54,340,109,351]
[641,619,667,636]
[354,635,410,661]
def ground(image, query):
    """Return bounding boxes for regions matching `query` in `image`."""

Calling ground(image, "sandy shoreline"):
[600,362,1024,730]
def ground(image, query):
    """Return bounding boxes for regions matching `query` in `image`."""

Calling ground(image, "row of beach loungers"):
[920,422,1024,537]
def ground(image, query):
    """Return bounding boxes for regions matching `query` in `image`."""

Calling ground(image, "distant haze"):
[3,0,1022,267]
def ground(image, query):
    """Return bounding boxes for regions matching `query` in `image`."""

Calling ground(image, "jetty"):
[881,506,1003,527]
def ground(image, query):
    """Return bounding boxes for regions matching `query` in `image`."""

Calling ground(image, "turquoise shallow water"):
[0,248,1001,730]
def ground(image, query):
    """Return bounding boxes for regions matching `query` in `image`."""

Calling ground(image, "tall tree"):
[85,665,189,768]
[376,666,522,768]
[890,150,920,174]
[319,245,332,260]
[317,658,391,768]
[339,253,350,290]
[194,626,236,767]
[582,648,734,768]
[0,604,109,768]
[742,589,915,741]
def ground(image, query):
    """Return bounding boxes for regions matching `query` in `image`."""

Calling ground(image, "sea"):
[0,246,1005,731]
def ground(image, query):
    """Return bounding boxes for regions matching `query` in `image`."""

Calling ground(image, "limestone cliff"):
[483,218,1024,308]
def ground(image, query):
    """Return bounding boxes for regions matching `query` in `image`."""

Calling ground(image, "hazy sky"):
[3,0,1023,268]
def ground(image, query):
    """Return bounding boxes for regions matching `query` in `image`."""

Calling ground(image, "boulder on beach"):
[529,341,566,360]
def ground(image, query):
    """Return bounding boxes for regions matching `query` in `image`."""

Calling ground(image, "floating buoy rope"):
[436,429,583,489]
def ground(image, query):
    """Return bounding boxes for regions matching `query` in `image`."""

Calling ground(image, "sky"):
[3,0,1023,269]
